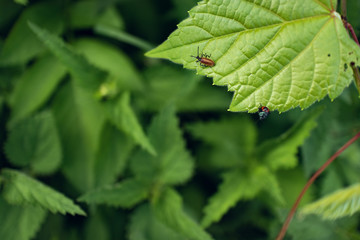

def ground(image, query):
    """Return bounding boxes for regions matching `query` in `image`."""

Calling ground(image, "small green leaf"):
[152,188,213,240]
[201,166,283,228]
[0,2,64,65]
[9,55,66,126]
[68,0,104,29]
[52,82,105,191]
[5,111,62,175]
[136,65,231,112]
[0,196,47,240]
[187,117,257,168]
[1,169,86,216]
[128,204,185,240]
[14,0,28,5]
[130,105,194,185]
[146,0,360,113]
[28,22,107,91]
[94,123,134,187]
[74,38,143,91]
[78,178,149,208]
[301,183,360,220]
[105,92,156,155]
[257,106,323,170]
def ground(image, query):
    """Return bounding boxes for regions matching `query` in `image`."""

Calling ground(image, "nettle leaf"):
[9,55,66,126]
[93,123,134,187]
[201,166,282,228]
[0,2,64,65]
[5,111,62,175]
[1,169,86,216]
[152,188,214,240]
[104,92,156,155]
[78,178,149,208]
[52,82,105,192]
[130,105,194,185]
[128,204,185,240]
[146,0,360,113]
[187,117,257,168]
[0,196,47,240]
[300,183,360,220]
[256,106,323,170]
[73,38,143,91]
[28,22,107,91]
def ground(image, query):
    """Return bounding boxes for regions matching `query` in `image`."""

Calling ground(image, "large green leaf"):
[0,2,64,65]
[0,196,47,240]
[300,183,360,220]
[5,111,62,175]
[152,188,213,240]
[146,0,360,113]
[1,169,86,216]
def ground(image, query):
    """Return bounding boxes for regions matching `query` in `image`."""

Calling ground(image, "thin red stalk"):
[276,131,360,240]
[351,63,360,93]
[346,22,360,47]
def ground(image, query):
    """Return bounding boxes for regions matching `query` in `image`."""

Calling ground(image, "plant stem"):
[341,0,347,18]
[351,62,360,94]
[276,131,360,240]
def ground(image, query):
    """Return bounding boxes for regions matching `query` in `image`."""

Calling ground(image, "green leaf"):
[201,166,283,228]
[301,183,360,220]
[1,169,86,216]
[257,106,323,170]
[14,0,28,5]
[152,188,213,240]
[73,38,143,91]
[52,82,105,191]
[95,24,154,51]
[105,92,156,155]
[146,0,360,113]
[130,105,194,185]
[5,111,62,175]
[94,123,134,187]
[28,22,107,92]
[136,65,231,112]
[0,2,64,65]
[186,116,257,168]
[128,204,185,240]
[9,55,66,126]
[78,178,149,208]
[84,212,110,240]
[68,0,104,29]
[0,196,47,240]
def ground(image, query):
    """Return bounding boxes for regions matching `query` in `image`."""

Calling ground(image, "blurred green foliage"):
[0,0,360,240]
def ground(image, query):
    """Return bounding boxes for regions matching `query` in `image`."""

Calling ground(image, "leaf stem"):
[276,131,360,240]
[350,62,360,94]
[341,0,347,18]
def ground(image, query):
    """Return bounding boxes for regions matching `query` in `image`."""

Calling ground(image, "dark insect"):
[258,106,270,120]
[191,47,215,67]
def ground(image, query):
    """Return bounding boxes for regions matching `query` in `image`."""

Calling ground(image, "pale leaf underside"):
[146,0,360,113]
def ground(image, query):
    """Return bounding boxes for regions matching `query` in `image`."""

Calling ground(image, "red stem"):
[276,131,360,240]
[346,22,360,47]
